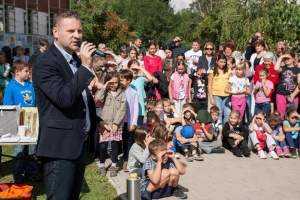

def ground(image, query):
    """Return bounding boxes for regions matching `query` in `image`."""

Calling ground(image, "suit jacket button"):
[83,108,86,112]
[83,126,86,129]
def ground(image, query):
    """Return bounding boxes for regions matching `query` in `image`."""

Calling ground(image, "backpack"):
[180,125,194,138]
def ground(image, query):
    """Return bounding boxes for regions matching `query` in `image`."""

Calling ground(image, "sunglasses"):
[205,48,213,50]
[256,117,262,120]
[291,116,298,120]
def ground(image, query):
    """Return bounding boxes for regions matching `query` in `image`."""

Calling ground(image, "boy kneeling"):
[141,139,187,200]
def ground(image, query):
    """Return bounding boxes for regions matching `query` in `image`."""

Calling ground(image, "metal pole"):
[25,0,28,34]
[48,0,50,35]
[3,0,5,32]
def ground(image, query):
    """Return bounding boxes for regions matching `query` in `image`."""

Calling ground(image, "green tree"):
[111,0,175,46]
[198,0,300,52]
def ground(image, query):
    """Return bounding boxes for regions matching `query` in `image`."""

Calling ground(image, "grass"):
[0,146,121,200]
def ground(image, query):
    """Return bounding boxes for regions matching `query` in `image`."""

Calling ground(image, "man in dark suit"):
[28,39,50,65]
[32,11,111,199]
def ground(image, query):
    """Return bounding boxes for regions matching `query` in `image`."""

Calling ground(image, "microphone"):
[76,40,106,58]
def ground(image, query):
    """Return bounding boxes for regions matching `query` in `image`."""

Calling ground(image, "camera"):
[251,36,258,44]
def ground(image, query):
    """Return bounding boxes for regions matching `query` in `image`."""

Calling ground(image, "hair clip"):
[144,131,148,135]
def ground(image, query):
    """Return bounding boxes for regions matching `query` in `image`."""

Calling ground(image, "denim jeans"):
[285,132,300,148]
[254,101,271,116]
[41,141,87,200]
[171,136,177,153]
[213,95,231,124]
[13,145,38,180]
[274,139,288,148]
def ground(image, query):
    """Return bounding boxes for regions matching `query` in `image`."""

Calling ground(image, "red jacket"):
[253,63,279,103]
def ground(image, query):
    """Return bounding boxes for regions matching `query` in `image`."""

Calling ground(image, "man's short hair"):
[98,43,106,49]
[192,39,200,45]
[54,11,81,27]
[277,41,287,48]
[148,139,167,155]
[40,39,50,47]
[12,60,29,73]
[134,37,142,42]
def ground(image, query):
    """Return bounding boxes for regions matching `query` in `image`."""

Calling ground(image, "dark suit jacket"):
[28,49,42,65]
[32,43,99,159]
[197,55,217,72]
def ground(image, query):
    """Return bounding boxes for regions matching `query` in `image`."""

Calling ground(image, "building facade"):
[0,0,70,52]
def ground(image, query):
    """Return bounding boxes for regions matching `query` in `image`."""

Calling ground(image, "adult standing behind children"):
[28,39,50,65]
[184,39,202,73]
[32,11,110,199]
[3,60,40,183]
[165,36,187,58]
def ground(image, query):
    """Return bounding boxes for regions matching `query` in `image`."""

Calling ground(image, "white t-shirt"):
[228,76,250,94]
[160,112,168,121]
[185,49,202,72]
[170,74,185,99]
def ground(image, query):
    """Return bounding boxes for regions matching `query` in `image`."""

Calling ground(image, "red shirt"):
[144,55,162,75]
[253,63,279,103]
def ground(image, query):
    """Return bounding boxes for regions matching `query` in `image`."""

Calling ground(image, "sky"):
[170,0,193,12]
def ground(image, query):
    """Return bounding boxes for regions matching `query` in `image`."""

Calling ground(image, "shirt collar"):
[54,42,74,63]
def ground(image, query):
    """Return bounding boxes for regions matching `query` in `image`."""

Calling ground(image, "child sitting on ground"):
[222,110,251,157]
[175,124,203,162]
[141,139,187,200]
[249,110,279,159]
[154,100,171,128]
[195,109,225,154]
[162,98,182,133]
[181,103,197,126]
[268,113,291,158]
[143,111,161,132]
[282,109,300,158]
[128,127,154,177]
[210,106,223,140]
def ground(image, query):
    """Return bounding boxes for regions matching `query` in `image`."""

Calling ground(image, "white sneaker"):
[258,150,267,159]
[268,151,279,160]
[175,153,181,159]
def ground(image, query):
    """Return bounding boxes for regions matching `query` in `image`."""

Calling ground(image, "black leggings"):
[99,141,119,164]
[227,137,248,148]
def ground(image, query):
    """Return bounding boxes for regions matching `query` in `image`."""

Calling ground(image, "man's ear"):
[52,27,58,39]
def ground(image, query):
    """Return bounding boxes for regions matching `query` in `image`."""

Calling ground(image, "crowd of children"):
[80,39,300,200]
[2,37,300,200]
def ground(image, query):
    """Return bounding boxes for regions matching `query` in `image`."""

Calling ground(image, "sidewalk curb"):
[107,175,127,200]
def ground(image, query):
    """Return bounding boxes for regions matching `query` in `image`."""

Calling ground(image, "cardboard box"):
[20,107,39,138]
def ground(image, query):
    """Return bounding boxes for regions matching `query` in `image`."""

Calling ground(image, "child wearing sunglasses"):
[249,110,279,159]
[282,109,300,158]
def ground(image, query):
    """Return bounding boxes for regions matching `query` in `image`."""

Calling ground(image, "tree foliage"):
[72,0,300,53]
[198,0,300,52]
[111,0,175,46]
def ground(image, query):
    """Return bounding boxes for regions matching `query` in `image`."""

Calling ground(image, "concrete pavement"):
[104,150,300,200]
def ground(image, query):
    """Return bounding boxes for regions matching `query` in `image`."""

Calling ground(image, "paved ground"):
[102,150,300,200]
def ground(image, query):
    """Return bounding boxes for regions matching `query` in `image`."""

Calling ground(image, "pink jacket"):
[171,72,189,100]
